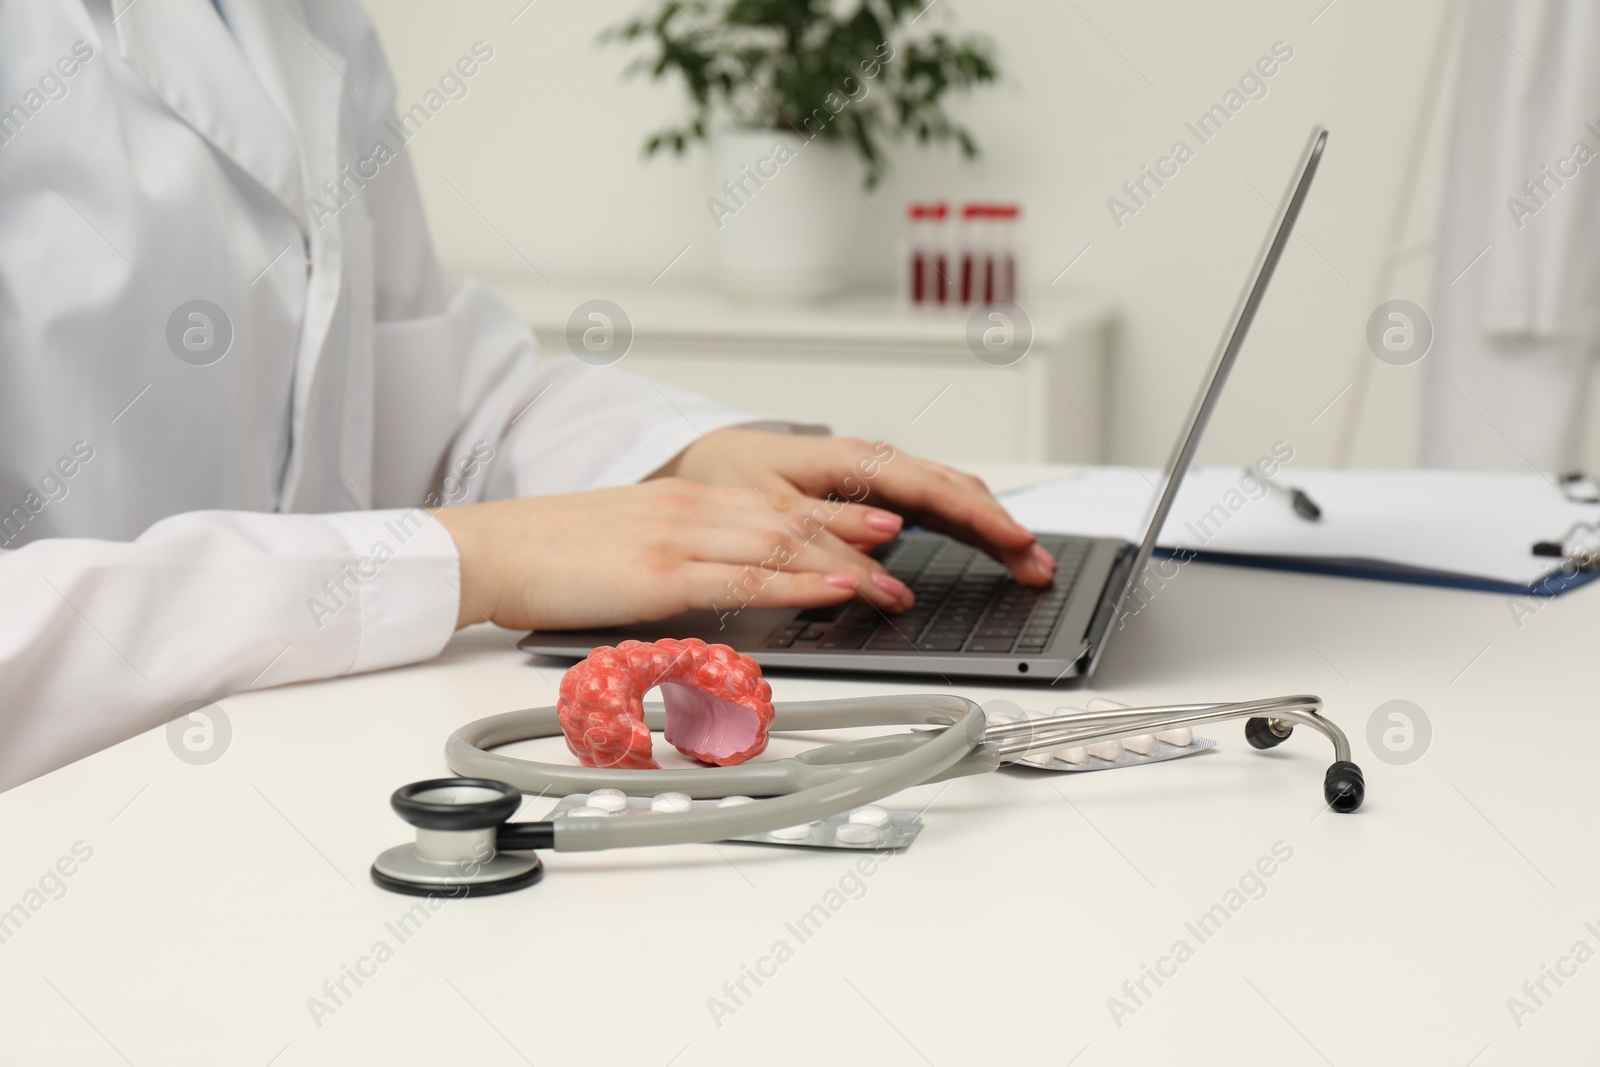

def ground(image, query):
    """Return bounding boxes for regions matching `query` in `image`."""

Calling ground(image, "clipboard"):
[1000,466,1600,598]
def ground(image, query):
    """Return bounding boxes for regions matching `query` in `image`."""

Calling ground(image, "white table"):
[2,464,1596,1066]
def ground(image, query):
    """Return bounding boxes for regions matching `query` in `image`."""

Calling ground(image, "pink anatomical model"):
[556,639,775,769]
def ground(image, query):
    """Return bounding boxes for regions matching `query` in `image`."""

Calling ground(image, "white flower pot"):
[707,129,860,302]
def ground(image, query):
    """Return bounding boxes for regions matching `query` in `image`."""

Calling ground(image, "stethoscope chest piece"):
[370,778,544,897]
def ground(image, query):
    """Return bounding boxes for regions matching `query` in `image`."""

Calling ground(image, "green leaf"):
[604,0,998,176]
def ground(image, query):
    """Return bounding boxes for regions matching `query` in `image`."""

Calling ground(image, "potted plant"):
[606,0,998,302]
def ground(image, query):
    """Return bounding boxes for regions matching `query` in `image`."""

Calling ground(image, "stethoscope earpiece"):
[1243,716,1366,813]
[1323,761,1366,813]
[370,778,547,898]
[1244,716,1294,749]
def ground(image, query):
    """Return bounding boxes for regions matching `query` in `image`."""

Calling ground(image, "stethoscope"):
[373,694,1364,896]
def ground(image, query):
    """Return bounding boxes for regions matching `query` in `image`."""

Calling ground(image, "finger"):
[916,512,1056,588]
[738,460,1049,588]
[906,463,1035,548]
[779,497,903,546]
[685,563,895,615]
[824,451,1028,546]
[709,435,1012,551]
[859,461,1055,586]
[690,501,894,580]
[691,490,906,591]
[694,483,905,547]
[705,450,1043,587]
[681,525,913,610]
[781,527,914,609]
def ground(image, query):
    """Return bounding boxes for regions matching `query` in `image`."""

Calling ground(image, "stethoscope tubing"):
[553,696,988,851]
[448,694,991,852]
[444,693,1354,853]
[446,694,977,799]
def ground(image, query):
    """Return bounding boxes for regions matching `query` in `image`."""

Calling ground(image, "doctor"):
[1423,0,1600,471]
[0,0,1052,791]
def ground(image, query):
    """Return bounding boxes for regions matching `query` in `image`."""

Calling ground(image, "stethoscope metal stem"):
[986,696,1349,763]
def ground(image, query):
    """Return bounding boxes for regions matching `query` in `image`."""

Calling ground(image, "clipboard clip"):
[1559,471,1600,504]
[1532,520,1600,571]
[1533,473,1600,569]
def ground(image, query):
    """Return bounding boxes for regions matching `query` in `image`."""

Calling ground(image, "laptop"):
[521,127,1328,683]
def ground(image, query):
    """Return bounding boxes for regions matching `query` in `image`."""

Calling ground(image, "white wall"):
[365,0,1457,468]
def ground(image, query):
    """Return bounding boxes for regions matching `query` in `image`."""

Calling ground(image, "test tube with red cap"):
[959,203,988,305]
[959,202,1022,304]
[993,203,1020,303]
[906,202,950,306]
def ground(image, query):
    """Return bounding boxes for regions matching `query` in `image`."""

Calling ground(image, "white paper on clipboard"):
[1001,466,1599,589]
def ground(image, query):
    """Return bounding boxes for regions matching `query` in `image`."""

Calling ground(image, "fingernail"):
[864,510,903,533]
[871,572,913,603]
[824,572,858,589]
[1032,544,1057,572]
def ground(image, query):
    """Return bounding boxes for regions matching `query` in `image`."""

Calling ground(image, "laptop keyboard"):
[762,533,1090,656]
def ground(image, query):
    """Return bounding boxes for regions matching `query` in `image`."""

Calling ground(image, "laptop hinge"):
[1079,546,1137,679]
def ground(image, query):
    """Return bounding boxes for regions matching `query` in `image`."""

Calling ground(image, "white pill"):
[835,823,880,845]
[590,788,625,798]
[849,806,891,827]
[718,795,756,807]
[651,792,693,813]
[1087,740,1124,761]
[1085,698,1129,712]
[1157,727,1194,747]
[586,792,628,812]
[983,699,1025,726]
[1123,734,1158,755]
[1056,746,1089,765]
[768,822,816,841]
[564,806,609,818]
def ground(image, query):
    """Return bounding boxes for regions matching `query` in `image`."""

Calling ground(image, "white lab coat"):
[1423,0,1600,470]
[0,0,762,790]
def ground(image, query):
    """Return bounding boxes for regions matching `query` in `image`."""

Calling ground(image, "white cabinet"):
[486,280,1116,464]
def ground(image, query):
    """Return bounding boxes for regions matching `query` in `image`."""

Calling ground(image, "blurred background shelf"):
[486,279,1116,465]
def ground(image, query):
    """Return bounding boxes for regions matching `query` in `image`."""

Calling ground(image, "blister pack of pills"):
[986,699,1216,774]
[545,790,923,850]
[1009,729,1216,772]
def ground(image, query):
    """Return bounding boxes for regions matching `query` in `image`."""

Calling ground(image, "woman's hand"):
[657,428,1056,586]
[431,479,916,631]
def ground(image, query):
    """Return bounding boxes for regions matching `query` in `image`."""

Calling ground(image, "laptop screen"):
[1089,126,1327,673]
